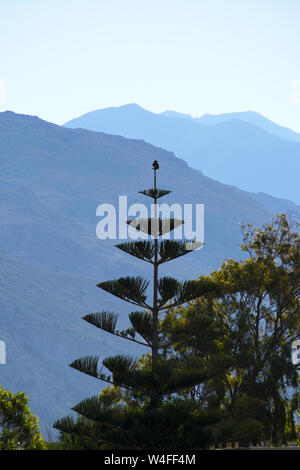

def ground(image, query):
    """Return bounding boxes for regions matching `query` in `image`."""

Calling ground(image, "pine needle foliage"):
[127,217,183,237]
[139,188,171,199]
[83,312,118,333]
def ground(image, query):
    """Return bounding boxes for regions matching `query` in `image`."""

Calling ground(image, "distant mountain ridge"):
[65,104,300,204]
[161,109,300,143]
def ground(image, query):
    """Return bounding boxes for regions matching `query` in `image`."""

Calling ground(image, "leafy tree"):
[163,214,300,446]
[54,161,220,449]
[0,385,45,449]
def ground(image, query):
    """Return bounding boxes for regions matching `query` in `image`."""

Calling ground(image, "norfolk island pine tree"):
[54,161,221,450]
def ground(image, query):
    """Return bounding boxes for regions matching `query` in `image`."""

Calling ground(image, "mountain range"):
[65,104,300,204]
[161,109,300,143]
[0,109,299,434]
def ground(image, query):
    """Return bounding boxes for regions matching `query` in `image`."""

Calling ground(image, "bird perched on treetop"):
[152,160,159,170]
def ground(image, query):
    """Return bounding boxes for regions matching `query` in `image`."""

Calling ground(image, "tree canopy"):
[0,385,45,450]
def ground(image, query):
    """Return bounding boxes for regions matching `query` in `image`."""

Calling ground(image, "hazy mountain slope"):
[162,109,300,143]
[245,191,300,215]
[0,250,142,436]
[0,110,299,434]
[198,111,300,143]
[65,104,300,204]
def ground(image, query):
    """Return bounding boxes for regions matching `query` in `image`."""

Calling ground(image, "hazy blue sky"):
[1,0,300,131]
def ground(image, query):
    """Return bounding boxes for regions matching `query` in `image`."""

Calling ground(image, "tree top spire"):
[139,161,171,200]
